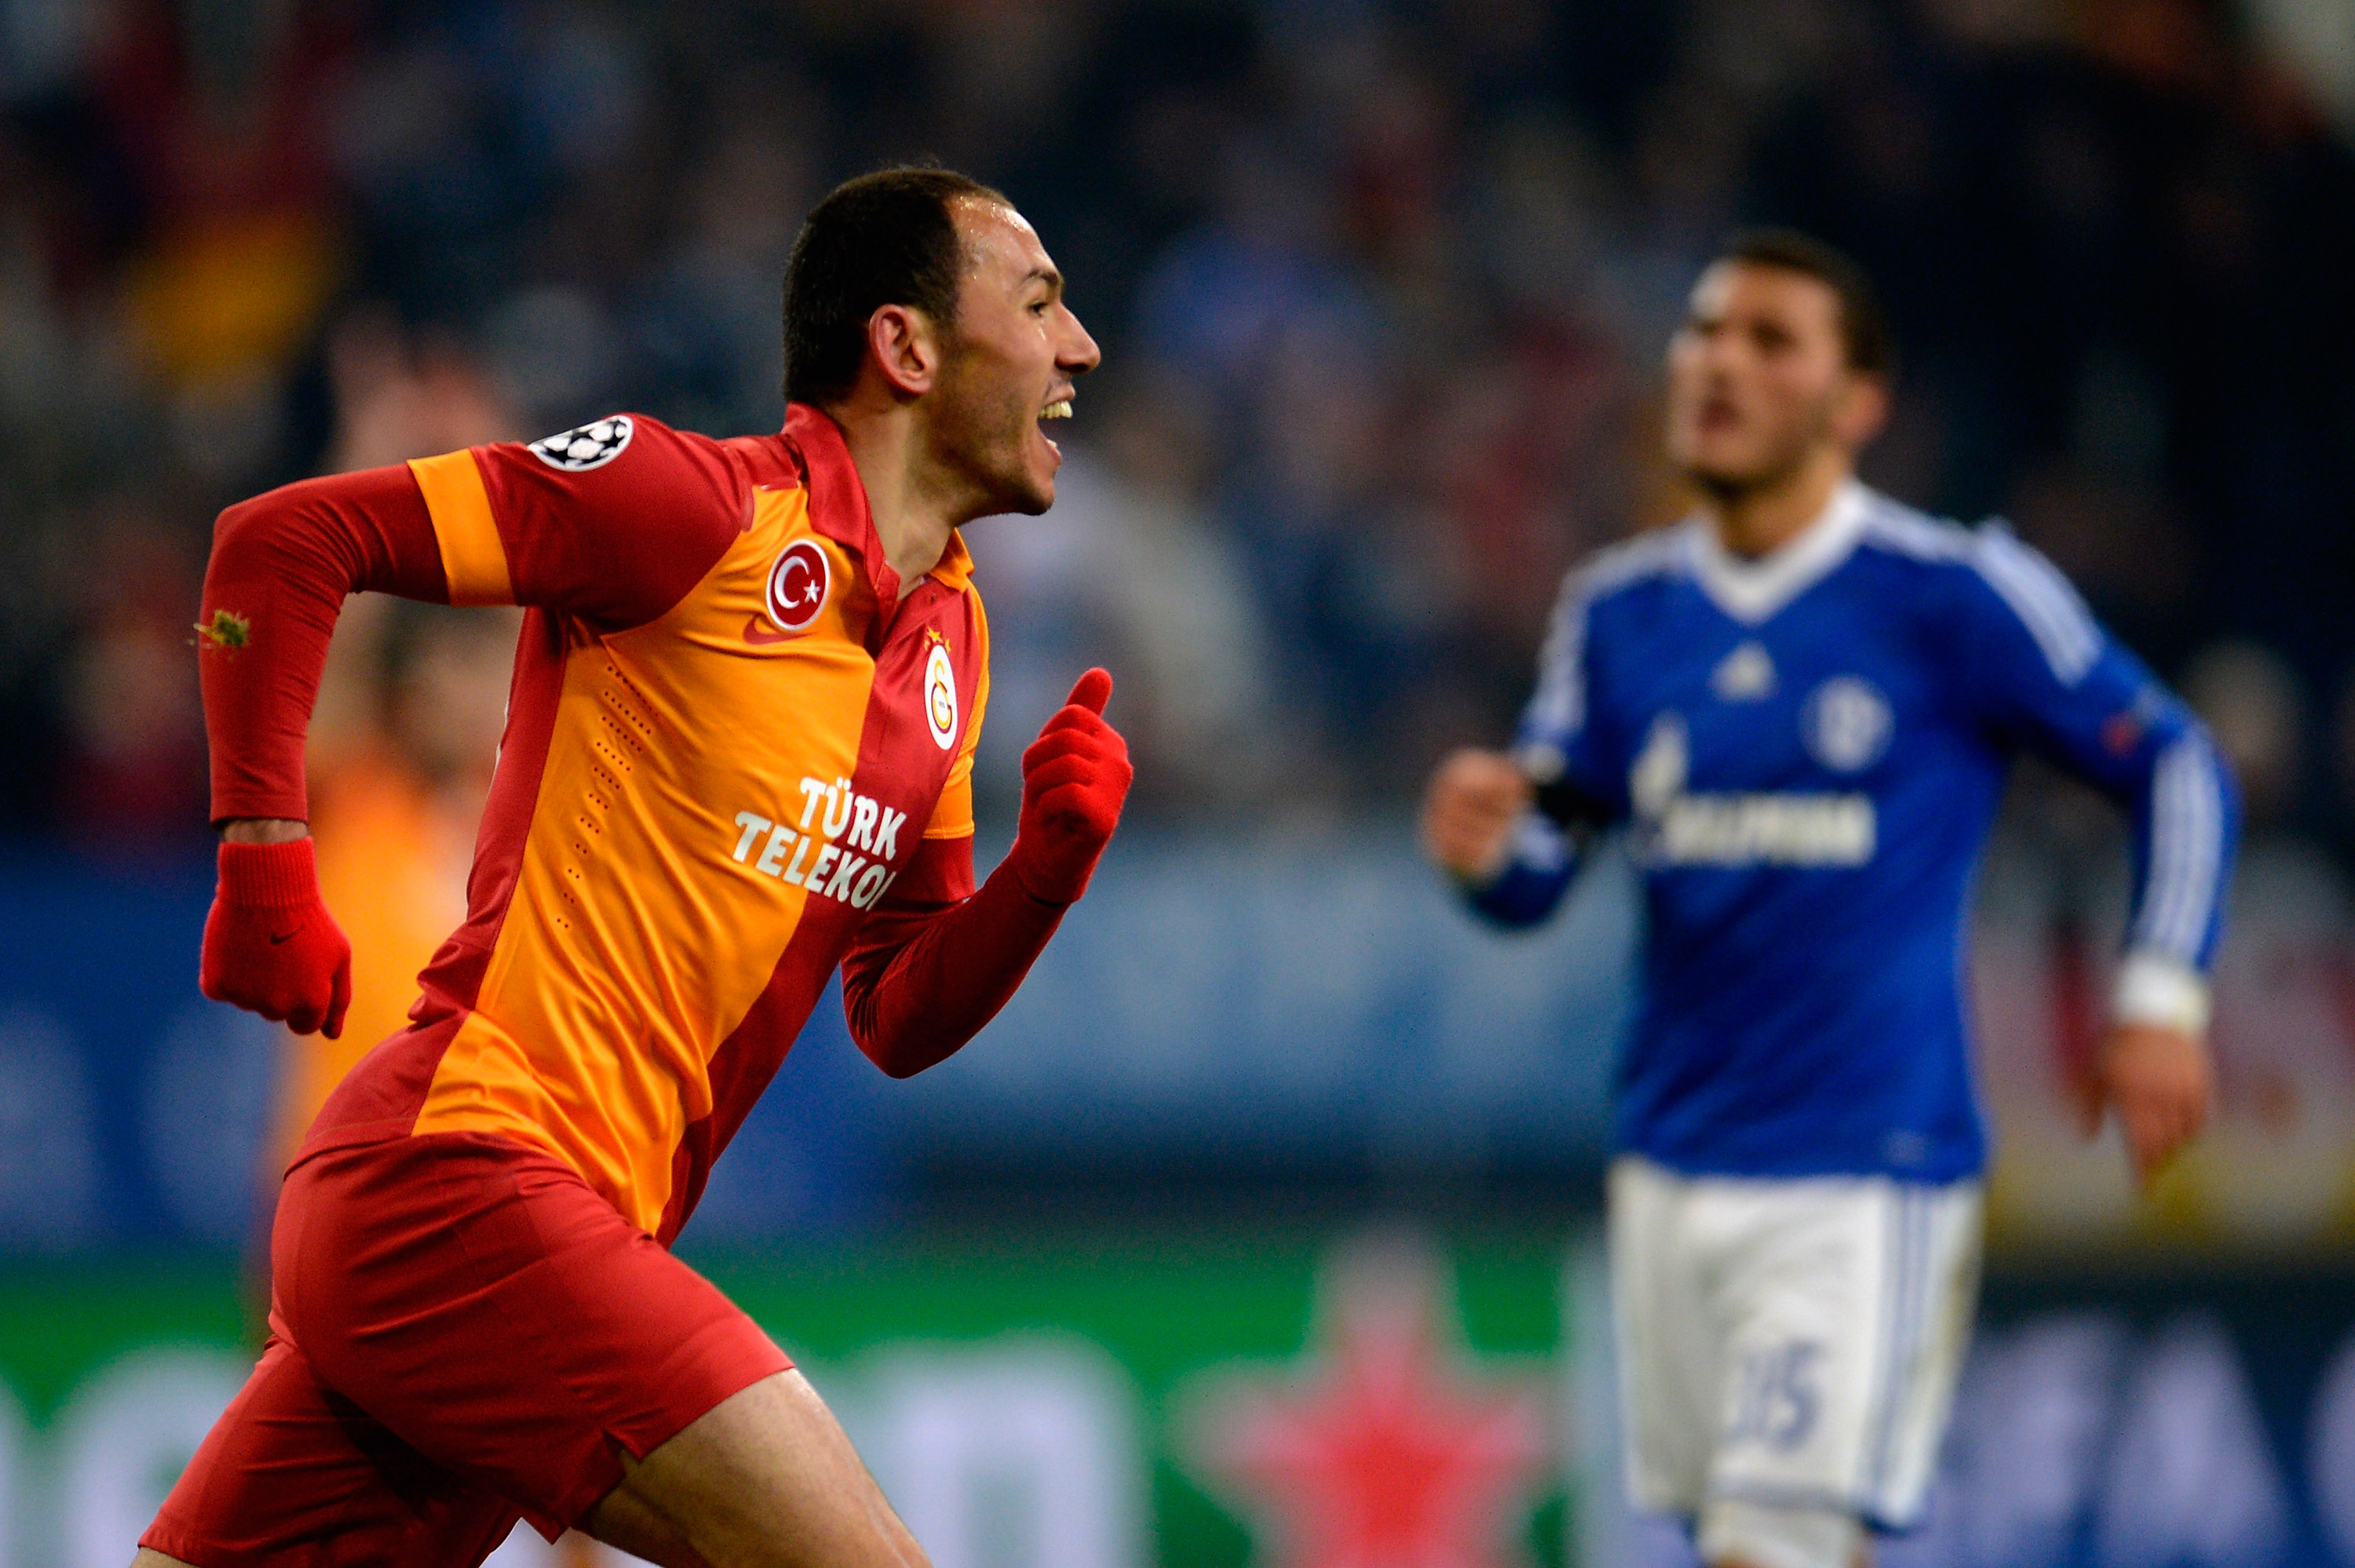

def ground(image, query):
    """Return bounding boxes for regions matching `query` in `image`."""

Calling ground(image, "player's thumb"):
[1062,667,1113,717]
[323,945,353,1040]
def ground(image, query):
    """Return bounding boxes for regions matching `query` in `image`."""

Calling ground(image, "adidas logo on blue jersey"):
[1487,480,2234,1188]
[1710,641,1777,700]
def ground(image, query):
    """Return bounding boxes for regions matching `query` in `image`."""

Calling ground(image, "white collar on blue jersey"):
[1683,479,1873,625]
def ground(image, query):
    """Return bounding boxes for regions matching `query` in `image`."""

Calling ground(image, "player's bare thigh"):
[130,1554,194,1567]
[582,1369,928,1568]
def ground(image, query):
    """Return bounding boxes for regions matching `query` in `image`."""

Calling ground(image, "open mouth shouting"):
[1037,393,1074,457]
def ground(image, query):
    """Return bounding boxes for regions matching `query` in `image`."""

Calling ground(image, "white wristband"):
[2112,951,2211,1037]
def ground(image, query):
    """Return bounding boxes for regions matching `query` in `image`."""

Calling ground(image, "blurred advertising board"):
[9,830,2355,1254]
[0,837,1636,1250]
[1973,836,2355,1253]
[2,1230,2353,1568]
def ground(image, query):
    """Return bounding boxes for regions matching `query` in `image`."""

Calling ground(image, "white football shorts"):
[1608,1155,1981,1565]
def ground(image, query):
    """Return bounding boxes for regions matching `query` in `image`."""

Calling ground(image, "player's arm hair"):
[838,835,1066,1078]
[198,465,451,826]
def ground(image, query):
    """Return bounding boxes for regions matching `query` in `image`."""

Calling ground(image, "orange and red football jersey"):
[203,407,992,1239]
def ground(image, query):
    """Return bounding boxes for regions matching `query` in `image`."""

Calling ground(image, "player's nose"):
[1057,305,1101,375]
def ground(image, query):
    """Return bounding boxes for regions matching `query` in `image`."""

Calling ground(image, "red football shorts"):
[142,1131,792,1566]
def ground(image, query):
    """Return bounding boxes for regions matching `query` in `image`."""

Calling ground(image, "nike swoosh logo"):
[268,929,299,945]
[744,615,796,646]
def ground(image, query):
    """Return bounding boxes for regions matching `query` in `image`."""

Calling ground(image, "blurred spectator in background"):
[272,599,518,1172]
[969,366,1283,817]
[2186,638,2312,841]
[0,0,2345,868]
[53,498,210,852]
[2335,670,2355,860]
[2174,639,2355,1242]
[261,309,520,1172]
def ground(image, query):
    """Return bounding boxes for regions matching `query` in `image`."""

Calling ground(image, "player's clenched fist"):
[1007,667,1133,904]
[2083,1021,2214,1191]
[1422,748,1534,884]
[199,837,353,1037]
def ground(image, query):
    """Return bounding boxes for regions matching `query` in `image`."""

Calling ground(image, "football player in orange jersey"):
[141,168,1123,1568]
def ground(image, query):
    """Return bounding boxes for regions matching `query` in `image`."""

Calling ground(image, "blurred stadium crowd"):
[0,0,2351,856]
[6,13,2355,1561]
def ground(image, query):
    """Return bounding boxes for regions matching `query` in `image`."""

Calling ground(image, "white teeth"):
[1041,400,1072,420]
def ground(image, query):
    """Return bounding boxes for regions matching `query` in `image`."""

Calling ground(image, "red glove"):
[1005,668,1134,905]
[199,837,353,1037]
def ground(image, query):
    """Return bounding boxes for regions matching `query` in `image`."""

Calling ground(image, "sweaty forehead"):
[954,199,1050,283]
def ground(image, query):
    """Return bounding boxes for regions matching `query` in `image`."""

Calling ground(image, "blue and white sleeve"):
[1958,526,2240,1030]
[1462,567,1623,929]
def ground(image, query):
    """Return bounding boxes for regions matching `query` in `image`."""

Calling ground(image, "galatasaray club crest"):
[765,541,831,636]
[924,637,958,751]
[1178,1235,1555,1568]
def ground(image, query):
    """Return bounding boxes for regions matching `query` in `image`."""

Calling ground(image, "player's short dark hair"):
[1714,228,1894,377]
[783,165,1011,407]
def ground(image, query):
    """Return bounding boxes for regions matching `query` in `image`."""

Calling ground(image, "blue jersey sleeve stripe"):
[2138,736,2221,960]
[2171,739,2225,959]
[1971,532,2101,685]
[2143,739,2193,955]
[1522,581,1590,744]
[1861,503,2098,684]
[2134,735,2226,963]
[1518,527,1688,755]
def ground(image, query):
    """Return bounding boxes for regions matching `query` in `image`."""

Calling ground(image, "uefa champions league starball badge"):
[528,416,634,472]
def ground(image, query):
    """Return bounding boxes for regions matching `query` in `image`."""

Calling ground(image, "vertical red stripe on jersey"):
[657,894,858,1245]
[655,573,984,1244]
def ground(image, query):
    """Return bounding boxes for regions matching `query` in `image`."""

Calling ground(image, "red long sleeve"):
[839,834,1068,1078]
[197,465,448,826]
[198,416,749,829]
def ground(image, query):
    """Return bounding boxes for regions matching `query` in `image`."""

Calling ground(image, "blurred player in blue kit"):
[1422,232,2236,1568]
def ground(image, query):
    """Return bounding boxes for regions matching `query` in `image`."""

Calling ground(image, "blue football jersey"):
[1473,483,2237,1182]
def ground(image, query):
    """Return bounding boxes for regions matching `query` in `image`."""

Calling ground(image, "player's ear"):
[1833,370,1890,452]
[866,304,940,399]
